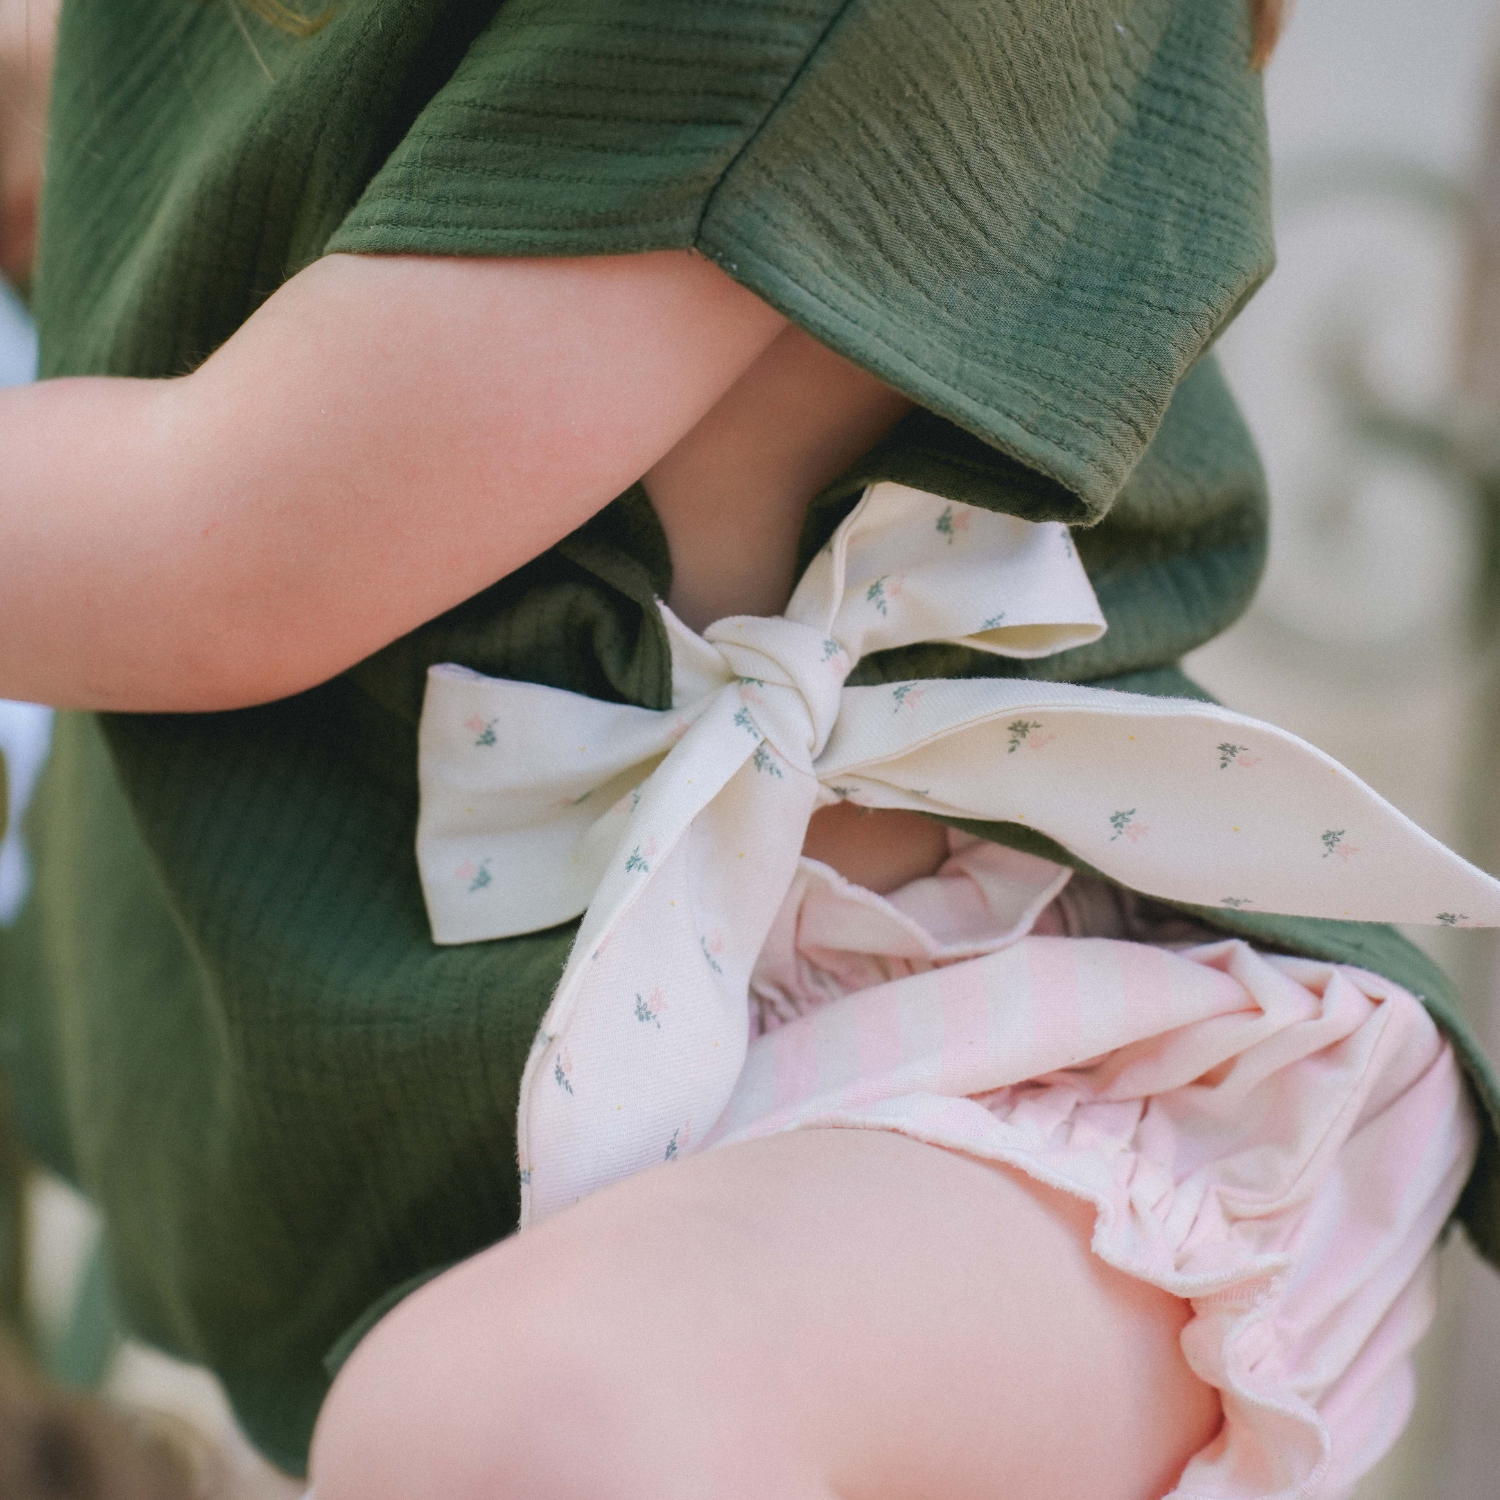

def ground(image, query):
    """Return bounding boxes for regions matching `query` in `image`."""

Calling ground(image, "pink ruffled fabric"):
[705,835,1478,1500]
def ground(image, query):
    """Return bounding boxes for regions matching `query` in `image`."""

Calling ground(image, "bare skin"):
[0,0,57,290]
[0,252,784,709]
[644,323,913,631]
[310,1130,1221,1500]
[644,322,945,892]
[0,239,1220,1489]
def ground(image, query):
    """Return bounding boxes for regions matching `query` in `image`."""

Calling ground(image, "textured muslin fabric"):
[40,0,1271,515]
[724,841,1478,1500]
[419,485,1500,1224]
[9,0,1500,1473]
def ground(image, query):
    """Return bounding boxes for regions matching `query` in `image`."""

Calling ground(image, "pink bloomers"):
[701,832,1479,1500]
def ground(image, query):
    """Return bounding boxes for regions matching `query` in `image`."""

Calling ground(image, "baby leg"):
[309,1129,1220,1500]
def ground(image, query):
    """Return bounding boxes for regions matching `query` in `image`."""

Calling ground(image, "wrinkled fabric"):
[420,484,1500,1227]
[711,841,1477,1500]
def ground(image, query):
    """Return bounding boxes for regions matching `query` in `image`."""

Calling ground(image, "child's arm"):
[0,249,784,712]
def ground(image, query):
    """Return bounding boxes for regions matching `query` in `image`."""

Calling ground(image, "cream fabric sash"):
[415,482,1500,1223]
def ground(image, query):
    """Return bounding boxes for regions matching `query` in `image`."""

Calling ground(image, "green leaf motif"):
[1007,719,1042,754]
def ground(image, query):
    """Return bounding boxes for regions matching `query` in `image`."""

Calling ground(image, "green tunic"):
[7,0,1497,1474]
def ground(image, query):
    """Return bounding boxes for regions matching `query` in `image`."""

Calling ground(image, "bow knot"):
[706,616,850,765]
[415,478,1500,1226]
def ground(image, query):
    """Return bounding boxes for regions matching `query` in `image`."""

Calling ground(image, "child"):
[4,0,1499,1497]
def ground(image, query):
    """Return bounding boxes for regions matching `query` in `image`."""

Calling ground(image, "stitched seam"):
[403,105,755,133]
[335,200,696,232]
[710,204,1170,462]
[690,0,855,244]
[703,227,1114,491]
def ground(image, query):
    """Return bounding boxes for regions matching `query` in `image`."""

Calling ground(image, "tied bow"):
[416,482,1500,1223]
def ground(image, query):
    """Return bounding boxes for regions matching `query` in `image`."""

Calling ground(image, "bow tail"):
[518,697,820,1224]
[417,665,699,943]
[818,681,1500,927]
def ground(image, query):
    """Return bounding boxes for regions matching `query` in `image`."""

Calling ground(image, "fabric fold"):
[413,480,1500,1224]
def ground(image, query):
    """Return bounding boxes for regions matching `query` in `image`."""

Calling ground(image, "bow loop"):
[413,476,1500,1228]
[788,482,1104,662]
[418,482,1105,950]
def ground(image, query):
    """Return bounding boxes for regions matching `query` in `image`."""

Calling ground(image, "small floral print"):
[518,1167,532,1186]
[666,717,690,744]
[892,683,927,713]
[1321,829,1358,862]
[1217,742,1262,770]
[1109,808,1147,843]
[733,706,761,738]
[700,931,725,974]
[553,1046,574,1095]
[1221,896,1253,909]
[981,612,1008,630]
[1061,531,1075,559]
[463,713,498,748]
[752,744,784,778]
[830,785,854,800]
[821,637,844,662]
[634,987,668,1028]
[1007,719,1044,754]
[455,858,492,893]
[935,504,970,543]
[548,788,595,811]
[1437,912,1469,927]
[624,838,658,874]
[664,1123,692,1162]
[865,573,905,616]
[739,681,767,706]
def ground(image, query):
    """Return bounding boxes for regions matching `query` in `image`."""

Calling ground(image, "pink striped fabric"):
[705,836,1477,1500]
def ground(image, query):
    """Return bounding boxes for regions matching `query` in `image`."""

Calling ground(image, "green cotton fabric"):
[8,0,1497,1476]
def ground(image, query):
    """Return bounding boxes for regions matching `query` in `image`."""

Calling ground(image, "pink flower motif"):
[1122,822,1149,843]
[666,718,690,744]
[1332,842,1359,863]
[700,930,725,974]
[635,987,670,1027]
[454,859,477,883]
[462,713,486,736]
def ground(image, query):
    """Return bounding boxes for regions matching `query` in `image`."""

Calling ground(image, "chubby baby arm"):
[0,249,783,712]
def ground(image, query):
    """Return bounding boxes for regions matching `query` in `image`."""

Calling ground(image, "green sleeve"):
[328,0,1273,520]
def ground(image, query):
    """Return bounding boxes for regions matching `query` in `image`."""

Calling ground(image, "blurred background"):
[3,0,1500,1495]
[1189,0,1500,1493]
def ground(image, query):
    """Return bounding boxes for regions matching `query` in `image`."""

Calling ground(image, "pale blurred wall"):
[1187,2,1500,1495]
